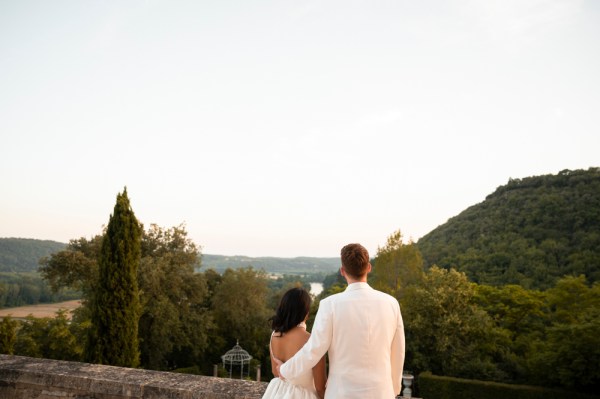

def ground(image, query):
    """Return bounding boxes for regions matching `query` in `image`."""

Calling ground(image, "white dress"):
[262,324,320,399]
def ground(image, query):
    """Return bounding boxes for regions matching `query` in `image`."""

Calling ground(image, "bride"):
[262,287,327,399]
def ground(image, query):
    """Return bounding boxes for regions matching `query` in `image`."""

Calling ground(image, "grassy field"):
[0,300,81,320]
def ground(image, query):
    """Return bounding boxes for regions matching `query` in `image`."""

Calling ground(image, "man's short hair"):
[341,243,370,278]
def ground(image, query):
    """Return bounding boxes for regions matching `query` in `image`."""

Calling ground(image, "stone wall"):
[0,354,268,399]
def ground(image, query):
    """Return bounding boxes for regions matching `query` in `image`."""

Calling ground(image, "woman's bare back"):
[271,326,310,362]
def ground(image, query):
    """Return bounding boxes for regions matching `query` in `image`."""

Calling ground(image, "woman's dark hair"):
[270,287,311,335]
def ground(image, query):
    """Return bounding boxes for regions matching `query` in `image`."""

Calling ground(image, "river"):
[310,282,323,296]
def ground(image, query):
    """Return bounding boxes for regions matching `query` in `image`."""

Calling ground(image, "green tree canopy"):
[0,315,18,355]
[371,230,424,296]
[137,224,212,370]
[400,266,508,380]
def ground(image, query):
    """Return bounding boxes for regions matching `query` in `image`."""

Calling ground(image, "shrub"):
[418,372,600,399]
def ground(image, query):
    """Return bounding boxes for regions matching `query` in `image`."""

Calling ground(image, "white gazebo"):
[221,340,253,379]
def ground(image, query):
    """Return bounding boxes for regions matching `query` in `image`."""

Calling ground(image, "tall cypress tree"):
[86,188,142,367]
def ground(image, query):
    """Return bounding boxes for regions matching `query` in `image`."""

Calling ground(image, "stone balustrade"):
[0,354,268,398]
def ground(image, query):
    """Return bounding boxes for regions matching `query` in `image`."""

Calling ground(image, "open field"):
[0,300,81,320]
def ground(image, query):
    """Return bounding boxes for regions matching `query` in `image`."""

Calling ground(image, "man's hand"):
[273,357,285,379]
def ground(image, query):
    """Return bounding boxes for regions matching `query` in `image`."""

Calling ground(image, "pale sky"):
[1,0,599,257]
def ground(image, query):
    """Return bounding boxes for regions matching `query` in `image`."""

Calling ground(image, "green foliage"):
[137,224,212,370]
[545,275,600,324]
[0,315,18,354]
[417,168,600,288]
[525,276,600,391]
[371,230,424,296]
[320,271,345,295]
[401,266,507,381]
[0,240,78,308]
[418,372,600,399]
[473,275,600,391]
[474,284,546,336]
[39,236,101,297]
[0,238,65,272]
[13,311,83,361]
[200,254,339,275]
[0,272,78,308]
[472,284,546,381]
[87,188,142,367]
[528,319,600,390]
[206,267,271,372]
[267,274,313,293]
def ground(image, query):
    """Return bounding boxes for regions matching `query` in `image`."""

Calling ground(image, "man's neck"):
[346,276,367,284]
[340,266,369,285]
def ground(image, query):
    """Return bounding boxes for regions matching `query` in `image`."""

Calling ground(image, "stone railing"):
[0,354,268,398]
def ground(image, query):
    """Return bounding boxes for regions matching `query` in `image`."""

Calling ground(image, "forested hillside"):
[417,168,600,288]
[200,254,339,274]
[0,238,339,276]
[0,238,65,272]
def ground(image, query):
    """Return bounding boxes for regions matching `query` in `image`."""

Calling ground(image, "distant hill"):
[200,254,340,275]
[0,238,66,272]
[417,168,600,289]
[0,238,339,276]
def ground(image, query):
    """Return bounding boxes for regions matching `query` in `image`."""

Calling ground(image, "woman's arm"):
[312,355,327,399]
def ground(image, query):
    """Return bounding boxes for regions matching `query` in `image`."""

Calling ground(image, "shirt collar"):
[345,282,371,291]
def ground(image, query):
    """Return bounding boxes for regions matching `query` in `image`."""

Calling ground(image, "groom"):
[277,243,405,398]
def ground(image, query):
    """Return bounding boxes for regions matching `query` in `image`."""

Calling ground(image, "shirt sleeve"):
[390,302,406,395]
[279,298,333,383]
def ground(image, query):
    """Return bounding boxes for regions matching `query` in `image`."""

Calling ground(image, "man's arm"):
[312,355,327,399]
[390,304,406,395]
[270,350,279,377]
[279,299,333,383]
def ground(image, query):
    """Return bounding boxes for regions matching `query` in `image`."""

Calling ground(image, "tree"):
[474,284,546,382]
[87,188,142,367]
[39,236,102,297]
[0,315,18,354]
[46,310,84,361]
[137,224,213,370]
[474,284,546,337]
[545,275,599,325]
[400,266,508,380]
[14,316,46,358]
[527,276,600,392]
[528,317,600,391]
[207,267,271,373]
[12,311,83,361]
[371,230,424,296]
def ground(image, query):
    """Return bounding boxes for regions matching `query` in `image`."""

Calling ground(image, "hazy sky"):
[1,0,599,257]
